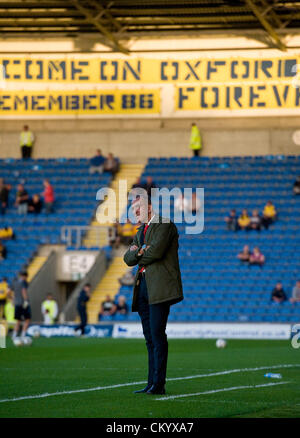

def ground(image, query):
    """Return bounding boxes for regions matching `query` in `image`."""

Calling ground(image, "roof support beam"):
[245,0,286,51]
[68,0,129,54]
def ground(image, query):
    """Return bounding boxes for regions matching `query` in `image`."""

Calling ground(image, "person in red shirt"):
[42,180,55,213]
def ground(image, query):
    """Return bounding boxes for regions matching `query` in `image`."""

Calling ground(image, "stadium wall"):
[0,117,299,160]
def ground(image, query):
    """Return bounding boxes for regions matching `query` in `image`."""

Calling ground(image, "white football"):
[216,338,227,349]
[13,337,22,347]
[23,337,32,346]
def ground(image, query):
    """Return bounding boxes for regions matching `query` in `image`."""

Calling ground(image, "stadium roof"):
[0,0,300,52]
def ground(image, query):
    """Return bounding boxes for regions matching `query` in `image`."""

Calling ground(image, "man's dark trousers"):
[78,307,87,335]
[137,274,170,387]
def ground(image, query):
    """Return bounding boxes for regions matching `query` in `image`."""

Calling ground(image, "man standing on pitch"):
[124,196,183,395]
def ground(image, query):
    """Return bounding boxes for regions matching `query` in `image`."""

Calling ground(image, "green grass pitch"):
[0,337,300,418]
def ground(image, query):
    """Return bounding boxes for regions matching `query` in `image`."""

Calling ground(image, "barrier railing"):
[61,225,109,248]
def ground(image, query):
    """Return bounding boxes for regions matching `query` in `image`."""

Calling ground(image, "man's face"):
[132,199,149,224]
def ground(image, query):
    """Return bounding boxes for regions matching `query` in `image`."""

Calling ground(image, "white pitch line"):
[156,381,290,401]
[0,363,299,404]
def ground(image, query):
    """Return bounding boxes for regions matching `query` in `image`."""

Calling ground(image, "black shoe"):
[146,384,166,395]
[134,384,152,394]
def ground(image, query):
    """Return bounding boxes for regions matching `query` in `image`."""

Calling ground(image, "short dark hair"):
[85,283,91,288]
[21,271,28,277]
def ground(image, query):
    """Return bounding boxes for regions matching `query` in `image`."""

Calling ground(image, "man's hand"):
[138,245,150,256]
[129,245,138,252]
[23,300,29,309]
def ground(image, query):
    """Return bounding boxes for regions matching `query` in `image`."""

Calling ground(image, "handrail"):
[61,225,109,248]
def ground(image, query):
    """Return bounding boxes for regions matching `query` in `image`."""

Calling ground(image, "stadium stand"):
[0,158,112,283]
[114,154,300,324]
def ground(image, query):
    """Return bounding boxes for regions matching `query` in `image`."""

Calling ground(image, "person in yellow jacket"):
[189,123,202,157]
[4,291,16,333]
[20,125,35,159]
[41,294,58,325]
[0,277,8,319]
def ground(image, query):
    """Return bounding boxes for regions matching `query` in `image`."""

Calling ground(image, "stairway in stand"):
[87,257,128,323]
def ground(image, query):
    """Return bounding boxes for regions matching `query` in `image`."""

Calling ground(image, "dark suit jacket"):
[123,215,183,311]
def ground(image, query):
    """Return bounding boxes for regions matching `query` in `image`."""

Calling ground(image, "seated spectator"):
[174,193,189,214]
[89,149,105,174]
[108,224,120,249]
[115,295,128,316]
[249,247,265,266]
[262,200,277,229]
[98,295,116,320]
[0,226,14,240]
[187,192,202,215]
[42,180,55,213]
[290,280,300,303]
[15,184,29,214]
[0,240,7,260]
[119,269,135,286]
[28,194,43,214]
[238,209,251,230]
[0,178,10,215]
[41,293,58,325]
[104,153,118,176]
[144,176,156,196]
[225,209,238,231]
[250,209,262,231]
[293,176,300,195]
[119,220,135,246]
[271,282,287,303]
[0,277,9,319]
[237,245,251,263]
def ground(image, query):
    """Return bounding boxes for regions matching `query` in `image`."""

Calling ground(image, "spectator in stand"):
[0,240,7,260]
[20,125,34,159]
[115,295,128,317]
[290,280,300,303]
[249,247,265,267]
[238,209,251,230]
[104,153,118,176]
[225,209,239,231]
[174,193,189,214]
[144,176,156,196]
[237,245,251,263]
[0,277,9,319]
[293,176,300,195]
[0,178,10,215]
[41,293,58,325]
[77,283,91,336]
[119,269,135,286]
[98,295,116,320]
[108,224,120,249]
[28,194,43,214]
[42,180,55,213]
[262,200,277,229]
[271,282,287,303]
[0,226,14,240]
[250,209,262,231]
[15,184,29,214]
[187,192,202,215]
[119,220,135,246]
[89,149,105,175]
